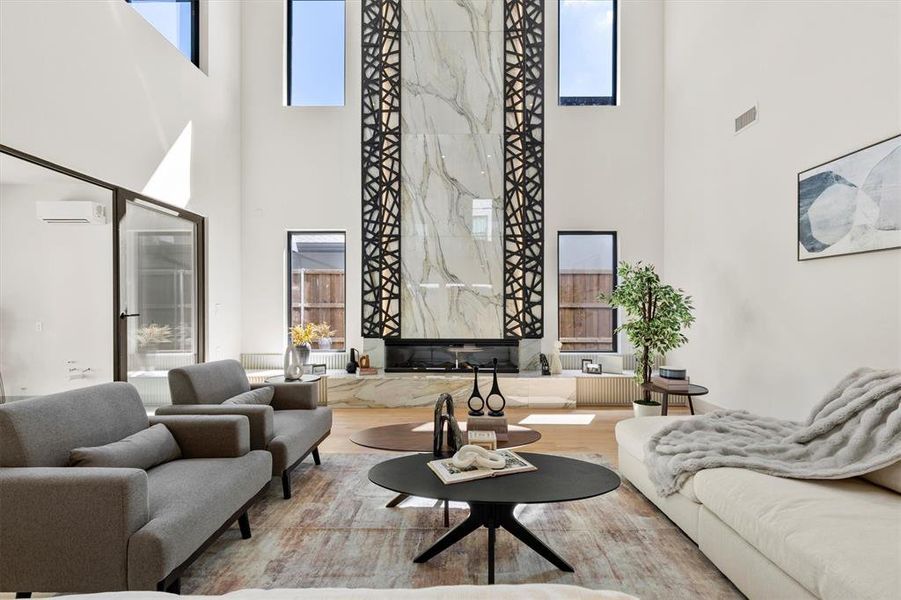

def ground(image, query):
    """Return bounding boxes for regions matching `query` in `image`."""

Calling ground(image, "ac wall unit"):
[36,201,107,224]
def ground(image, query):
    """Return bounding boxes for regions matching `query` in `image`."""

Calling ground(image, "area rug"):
[181,453,742,599]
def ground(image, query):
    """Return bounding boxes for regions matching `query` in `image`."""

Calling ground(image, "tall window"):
[126,0,199,66]
[558,232,617,352]
[287,232,346,350]
[558,0,617,106]
[287,0,346,106]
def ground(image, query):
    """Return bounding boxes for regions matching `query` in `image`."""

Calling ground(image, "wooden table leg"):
[661,391,669,416]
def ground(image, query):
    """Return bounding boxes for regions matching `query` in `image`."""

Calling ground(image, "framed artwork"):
[798,134,900,260]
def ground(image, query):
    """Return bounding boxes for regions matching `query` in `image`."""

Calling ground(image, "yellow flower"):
[289,323,319,346]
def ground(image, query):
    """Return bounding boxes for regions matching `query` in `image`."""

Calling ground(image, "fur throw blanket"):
[645,367,901,497]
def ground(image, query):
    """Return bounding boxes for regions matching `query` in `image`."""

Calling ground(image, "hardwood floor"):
[320,406,689,466]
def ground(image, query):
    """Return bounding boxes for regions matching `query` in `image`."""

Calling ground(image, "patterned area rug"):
[182,453,743,599]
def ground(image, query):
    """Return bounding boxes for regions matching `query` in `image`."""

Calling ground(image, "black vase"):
[485,358,507,417]
[346,348,359,374]
[467,365,485,416]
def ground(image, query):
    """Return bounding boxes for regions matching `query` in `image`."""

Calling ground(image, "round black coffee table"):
[369,452,620,584]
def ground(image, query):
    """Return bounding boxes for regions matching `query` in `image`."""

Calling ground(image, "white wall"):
[0,0,244,363]
[545,0,664,355]
[663,1,901,420]
[241,0,664,356]
[0,178,113,396]
[241,0,363,354]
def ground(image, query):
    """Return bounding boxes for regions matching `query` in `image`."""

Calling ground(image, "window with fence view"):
[558,232,617,352]
[288,232,346,350]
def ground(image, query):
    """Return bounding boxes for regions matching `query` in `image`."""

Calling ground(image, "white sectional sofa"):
[616,416,901,600]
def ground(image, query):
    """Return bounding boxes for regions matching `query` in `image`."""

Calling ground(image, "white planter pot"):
[633,402,662,418]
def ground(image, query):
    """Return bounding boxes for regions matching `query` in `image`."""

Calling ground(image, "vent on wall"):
[734,105,758,134]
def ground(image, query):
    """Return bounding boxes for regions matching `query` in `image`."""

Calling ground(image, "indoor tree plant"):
[600,262,695,417]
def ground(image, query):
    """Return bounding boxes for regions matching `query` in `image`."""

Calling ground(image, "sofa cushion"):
[126,450,272,590]
[70,423,181,469]
[0,382,148,467]
[168,359,251,405]
[862,460,901,493]
[693,467,901,600]
[224,386,274,406]
[614,416,699,502]
[269,407,333,474]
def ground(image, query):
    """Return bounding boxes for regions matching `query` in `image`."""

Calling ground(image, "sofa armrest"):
[150,415,250,458]
[155,404,273,451]
[252,380,319,410]
[0,467,148,592]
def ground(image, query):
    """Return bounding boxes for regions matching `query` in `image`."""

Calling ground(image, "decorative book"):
[467,415,509,441]
[427,450,536,485]
[467,429,497,450]
[651,375,690,390]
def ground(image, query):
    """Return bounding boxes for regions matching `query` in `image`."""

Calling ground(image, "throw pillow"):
[223,386,274,406]
[70,423,182,469]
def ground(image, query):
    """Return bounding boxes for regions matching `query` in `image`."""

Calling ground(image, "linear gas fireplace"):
[384,339,519,373]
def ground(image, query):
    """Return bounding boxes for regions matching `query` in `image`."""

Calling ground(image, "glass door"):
[116,191,205,407]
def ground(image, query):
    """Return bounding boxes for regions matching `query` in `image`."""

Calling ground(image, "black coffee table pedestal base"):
[414,502,573,584]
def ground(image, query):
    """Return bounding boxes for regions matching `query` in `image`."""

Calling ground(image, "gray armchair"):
[0,382,271,594]
[159,359,332,499]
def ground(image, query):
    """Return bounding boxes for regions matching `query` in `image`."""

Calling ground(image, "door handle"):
[119,311,141,319]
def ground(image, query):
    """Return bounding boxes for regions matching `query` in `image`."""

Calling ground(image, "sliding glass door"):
[116,191,205,407]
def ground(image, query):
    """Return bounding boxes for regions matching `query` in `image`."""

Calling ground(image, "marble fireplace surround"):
[361,0,544,342]
[400,0,505,339]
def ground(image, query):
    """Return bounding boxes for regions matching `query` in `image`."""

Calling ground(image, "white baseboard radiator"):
[241,351,349,371]
[575,376,680,407]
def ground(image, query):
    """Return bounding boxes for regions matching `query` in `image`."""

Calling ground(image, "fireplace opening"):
[384,339,519,373]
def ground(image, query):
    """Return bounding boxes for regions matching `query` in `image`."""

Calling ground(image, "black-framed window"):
[287,232,346,350]
[287,0,346,107]
[557,231,618,352]
[125,0,199,66]
[558,0,617,106]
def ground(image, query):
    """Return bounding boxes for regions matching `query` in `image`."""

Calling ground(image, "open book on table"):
[427,450,537,485]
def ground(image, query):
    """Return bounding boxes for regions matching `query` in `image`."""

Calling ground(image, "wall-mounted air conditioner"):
[35,201,107,224]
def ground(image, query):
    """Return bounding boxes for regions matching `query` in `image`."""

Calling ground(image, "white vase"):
[549,341,563,375]
[633,402,662,418]
[284,345,301,380]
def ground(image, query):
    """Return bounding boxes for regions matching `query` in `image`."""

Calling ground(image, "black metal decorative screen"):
[361,0,402,338]
[503,0,544,339]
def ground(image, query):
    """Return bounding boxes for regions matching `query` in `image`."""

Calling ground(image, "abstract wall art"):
[798,134,900,260]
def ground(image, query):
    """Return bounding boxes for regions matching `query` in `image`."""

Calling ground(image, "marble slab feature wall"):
[400,0,505,338]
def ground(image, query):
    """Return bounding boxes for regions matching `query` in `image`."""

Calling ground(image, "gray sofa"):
[158,359,332,499]
[0,382,272,595]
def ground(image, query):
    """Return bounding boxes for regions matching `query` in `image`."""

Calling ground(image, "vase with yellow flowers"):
[284,323,318,380]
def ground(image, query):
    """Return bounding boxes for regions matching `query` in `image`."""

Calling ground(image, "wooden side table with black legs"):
[642,382,709,415]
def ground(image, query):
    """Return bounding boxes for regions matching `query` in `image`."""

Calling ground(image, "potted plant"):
[134,323,173,371]
[312,322,337,350]
[285,323,320,380]
[600,262,695,417]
